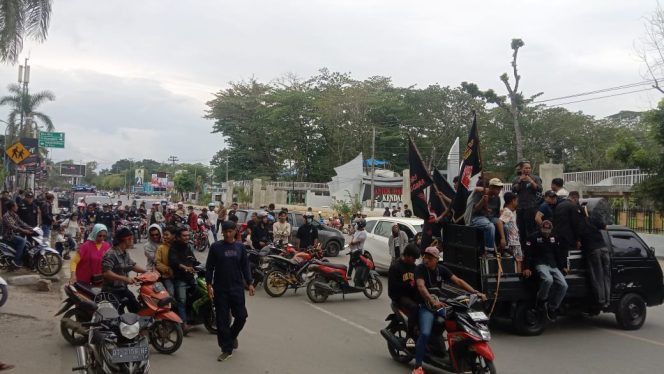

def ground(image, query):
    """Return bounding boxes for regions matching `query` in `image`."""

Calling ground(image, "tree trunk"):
[512,106,524,162]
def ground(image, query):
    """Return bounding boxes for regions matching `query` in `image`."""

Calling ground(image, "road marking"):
[602,329,664,348]
[304,302,377,335]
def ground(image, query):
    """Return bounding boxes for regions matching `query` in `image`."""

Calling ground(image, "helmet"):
[208,202,216,207]
[356,219,366,229]
[257,211,267,218]
[303,211,314,218]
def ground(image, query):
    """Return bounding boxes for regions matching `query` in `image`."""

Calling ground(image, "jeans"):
[162,278,175,297]
[105,287,141,313]
[174,278,196,324]
[587,247,611,305]
[535,264,568,310]
[210,224,218,242]
[11,235,27,266]
[215,289,248,354]
[41,224,51,244]
[470,216,495,253]
[415,306,437,367]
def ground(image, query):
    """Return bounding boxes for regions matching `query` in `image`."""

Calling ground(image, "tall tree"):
[0,0,52,63]
[637,2,664,94]
[501,38,526,162]
[0,82,55,139]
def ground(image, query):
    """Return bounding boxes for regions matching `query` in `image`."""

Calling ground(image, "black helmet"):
[356,219,366,229]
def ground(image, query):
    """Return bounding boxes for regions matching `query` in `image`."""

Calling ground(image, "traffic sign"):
[6,142,30,164]
[38,131,65,148]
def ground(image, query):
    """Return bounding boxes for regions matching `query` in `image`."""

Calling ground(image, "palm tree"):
[0,82,55,141]
[0,0,52,63]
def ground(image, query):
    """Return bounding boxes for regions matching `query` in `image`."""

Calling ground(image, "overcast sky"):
[0,0,660,170]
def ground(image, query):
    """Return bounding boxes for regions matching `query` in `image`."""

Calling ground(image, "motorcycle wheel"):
[150,320,183,354]
[37,252,63,276]
[386,324,412,364]
[264,271,289,297]
[203,305,218,334]
[61,308,90,346]
[0,284,8,307]
[470,354,497,374]
[306,277,329,303]
[363,275,383,299]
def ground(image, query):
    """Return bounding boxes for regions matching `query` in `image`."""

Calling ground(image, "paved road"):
[3,237,664,373]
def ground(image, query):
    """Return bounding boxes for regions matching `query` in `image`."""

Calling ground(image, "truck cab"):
[441,223,663,335]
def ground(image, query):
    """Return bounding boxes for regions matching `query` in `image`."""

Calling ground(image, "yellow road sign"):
[6,142,30,164]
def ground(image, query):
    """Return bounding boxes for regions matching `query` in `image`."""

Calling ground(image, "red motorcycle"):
[381,292,496,373]
[135,272,184,354]
[193,219,210,252]
[305,247,382,303]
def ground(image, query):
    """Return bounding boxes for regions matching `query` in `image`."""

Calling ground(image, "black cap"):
[115,227,133,239]
[221,221,237,231]
[544,190,557,198]
[25,192,34,197]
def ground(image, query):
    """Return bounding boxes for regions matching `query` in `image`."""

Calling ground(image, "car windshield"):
[235,211,249,222]
[411,224,422,233]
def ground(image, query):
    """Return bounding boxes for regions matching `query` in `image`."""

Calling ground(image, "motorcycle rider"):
[97,204,116,244]
[69,224,111,286]
[347,218,367,280]
[149,202,165,227]
[250,211,270,249]
[412,247,486,374]
[206,221,255,362]
[296,211,318,251]
[2,201,34,268]
[101,227,147,312]
[169,225,199,333]
[387,243,420,347]
[272,211,291,245]
[187,205,199,233]
[155,225,177,296]
[144,224,162,271]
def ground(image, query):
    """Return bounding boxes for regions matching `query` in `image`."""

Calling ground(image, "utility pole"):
[168,155,178,167]
[225,156,229,183]
[370,126,376,211]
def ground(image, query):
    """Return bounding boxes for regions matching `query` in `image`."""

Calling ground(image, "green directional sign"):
[38,131,65,148]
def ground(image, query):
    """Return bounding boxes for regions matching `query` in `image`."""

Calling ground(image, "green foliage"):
[331,192,363,222]
[174,171,195,197]
[0,83,55,140]
[236,188,252,204]
[198,192,212,206]
[0,0,52,63]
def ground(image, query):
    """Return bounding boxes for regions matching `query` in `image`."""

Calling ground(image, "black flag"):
[408,138,433,220]
[450,114,482,223]
[429,169,455,216]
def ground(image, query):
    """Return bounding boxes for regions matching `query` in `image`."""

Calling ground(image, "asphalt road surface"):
[2,237,664,374]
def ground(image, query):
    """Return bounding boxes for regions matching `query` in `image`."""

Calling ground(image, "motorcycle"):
[380,292,496,374]
[0,227,63,276]
[0,275,8,307]
[73,300,153,374]
[262,245,325,298]
[305,246,382,303]
[192,219,210,252]
[57,282,111,345]
[128,218,143,244]
[135,271,184,354]
[177,265,217,333]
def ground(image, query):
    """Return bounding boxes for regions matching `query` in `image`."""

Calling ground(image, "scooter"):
[305,247,382,303]
[380,292,496,374]
[0,275,8,307]
[134,272,184,354]
[0,227,62,276]
[179,265,217,333]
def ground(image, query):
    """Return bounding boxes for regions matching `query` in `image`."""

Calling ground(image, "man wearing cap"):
[17,191,39,228]
[523,220,568,321]
[412,247,486,374]
[206,221,254,362]
[467,178,506,255]
[102,227,147,312]
[535,190,557,226]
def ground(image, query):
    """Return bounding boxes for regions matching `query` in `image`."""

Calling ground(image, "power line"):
[534,79,661,103]
[545,87,655,107]
[168,155,179,167]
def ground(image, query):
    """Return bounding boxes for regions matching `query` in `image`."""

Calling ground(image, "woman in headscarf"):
[69,224,111,286]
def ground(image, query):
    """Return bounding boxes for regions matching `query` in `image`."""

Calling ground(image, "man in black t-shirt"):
[296,212,318,250]
[388,244,420,346]
[412,247,486,373]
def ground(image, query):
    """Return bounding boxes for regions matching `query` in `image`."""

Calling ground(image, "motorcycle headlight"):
[480,329,491,341]
[119,321,140,340]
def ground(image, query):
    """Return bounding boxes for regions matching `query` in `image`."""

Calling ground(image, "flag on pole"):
[408,138,433,220]
[450,113,482,223]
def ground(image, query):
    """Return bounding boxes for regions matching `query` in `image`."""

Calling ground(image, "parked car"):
[82,195,114,207]
[363,217,423,273]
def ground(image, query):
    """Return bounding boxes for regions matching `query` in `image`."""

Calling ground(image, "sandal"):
[0,363,15,371]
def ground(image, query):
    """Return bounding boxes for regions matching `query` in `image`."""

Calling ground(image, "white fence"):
[563,169,652,187]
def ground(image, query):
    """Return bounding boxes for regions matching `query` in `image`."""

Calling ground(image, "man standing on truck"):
[553,191,583,254]
[580,207,611,307]
[523,220,569,321]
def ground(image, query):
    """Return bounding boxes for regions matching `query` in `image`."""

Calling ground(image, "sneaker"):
[545,305,557,322]
[406,338,416,348]
[217,352,232,362]
[233,338,238,349]
[412,367,425,374]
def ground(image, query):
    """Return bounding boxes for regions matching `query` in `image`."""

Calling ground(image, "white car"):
[362,217,423,273]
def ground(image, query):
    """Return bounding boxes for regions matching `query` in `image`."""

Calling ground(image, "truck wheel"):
[615,293,646,330]
[512,301,545,336]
